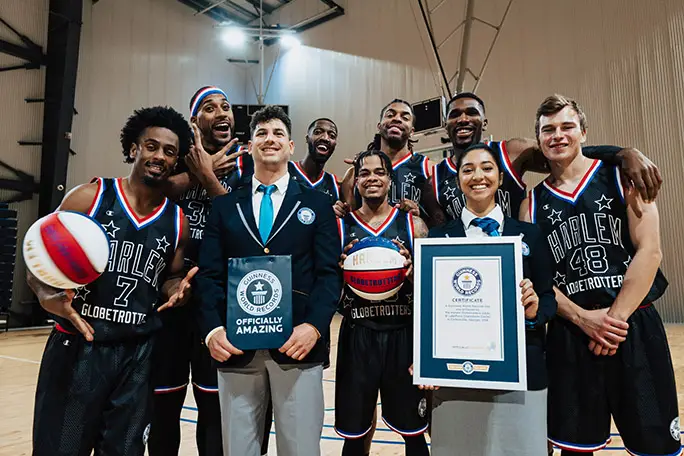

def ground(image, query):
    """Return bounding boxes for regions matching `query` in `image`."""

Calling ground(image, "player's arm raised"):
[508,137,662,201]
[25,183,99,341]
[608,191,662,322]
[158,217,197,311]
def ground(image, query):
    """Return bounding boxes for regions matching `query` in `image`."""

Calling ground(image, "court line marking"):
[180,417,684,451]
[179,414,684,451]
[0,354,40,364]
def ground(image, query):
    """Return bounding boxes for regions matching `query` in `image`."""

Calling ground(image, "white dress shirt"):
[205,172,291,346]
[251,172,290,226]
[461,204,505,238]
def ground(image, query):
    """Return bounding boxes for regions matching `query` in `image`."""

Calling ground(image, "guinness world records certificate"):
[413,237,527,391]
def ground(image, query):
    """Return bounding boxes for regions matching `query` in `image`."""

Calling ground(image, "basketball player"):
[150,86,270,456]
[289,117,340,202]
[27,106,195,456]
[337,99,444,224]
[432,92,663,221]
[165,86,246,199]
[520,94,680,455]
[336,150,430,456]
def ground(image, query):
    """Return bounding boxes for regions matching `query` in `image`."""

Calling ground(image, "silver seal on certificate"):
[237,269,283,316]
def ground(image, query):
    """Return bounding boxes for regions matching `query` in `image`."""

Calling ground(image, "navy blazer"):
[195,179,342,367]
[429,216,557,390]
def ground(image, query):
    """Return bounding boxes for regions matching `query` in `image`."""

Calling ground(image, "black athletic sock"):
[342,437,369,456]
[261,396,273,455]
[561,451,592,456]
[402,434,429,456]
[193,386,223,456]
[148,388,186,456]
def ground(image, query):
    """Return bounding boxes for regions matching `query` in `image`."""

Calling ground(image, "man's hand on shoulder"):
[617,147,662,202]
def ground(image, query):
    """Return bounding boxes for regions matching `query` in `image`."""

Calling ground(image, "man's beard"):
[449,126,483,150]
[380,129,409,150]
[142,175,163,187]
[307,142,332,164]
[200,126,230,154]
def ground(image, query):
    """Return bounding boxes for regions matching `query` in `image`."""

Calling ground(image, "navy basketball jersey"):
[288,161,340,203]
[176,148,251,263]
[62,177,182,341]
[530,160,667,309]
[389,152,430,209]
[338,207,415,329]
[432,140,527,220]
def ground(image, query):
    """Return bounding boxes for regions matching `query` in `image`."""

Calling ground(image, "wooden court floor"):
[1,315,683,455]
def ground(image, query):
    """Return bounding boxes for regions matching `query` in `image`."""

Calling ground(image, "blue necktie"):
[257,184,276,243]
[471,217,501,237]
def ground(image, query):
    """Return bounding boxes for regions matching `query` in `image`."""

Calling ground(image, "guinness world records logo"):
[237,269,282,316]
[452,267,482,295]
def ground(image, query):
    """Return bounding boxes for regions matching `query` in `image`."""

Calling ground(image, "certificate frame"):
[413,236,527,391]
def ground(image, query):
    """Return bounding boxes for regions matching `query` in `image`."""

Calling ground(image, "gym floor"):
[1,314,682,455]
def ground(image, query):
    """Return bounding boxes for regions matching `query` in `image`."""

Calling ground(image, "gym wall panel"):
[1,0,248,320]
[0,1,49,323]
[253,0,684,321]
[68,0,249,192]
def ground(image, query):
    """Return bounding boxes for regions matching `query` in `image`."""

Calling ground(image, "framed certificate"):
[413,237,527,391]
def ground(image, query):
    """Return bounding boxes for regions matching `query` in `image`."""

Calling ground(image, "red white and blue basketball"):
[343,236,407,300]
[23,211,110,289]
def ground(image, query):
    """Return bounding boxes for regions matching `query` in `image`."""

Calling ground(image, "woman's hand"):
[520,278,539,320]
[409,364,440,390]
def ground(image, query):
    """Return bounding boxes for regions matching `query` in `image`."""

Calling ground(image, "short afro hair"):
[249,105,292,138]
[447,92,486,114]
[307,117,337,133]
[120,106,192,163]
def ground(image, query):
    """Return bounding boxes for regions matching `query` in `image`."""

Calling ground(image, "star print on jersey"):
[74,286,91,301]
[404,172,416,184]
[102,220,120,238]
[254,281,265,291]
[553,271,566,287]
[444,186,459,199]
[624,255,632,269]
[342,294,355,308]
[548,209,563,225]
[393,236,405,245]
[595,194,613,211]
[155,236,170,253]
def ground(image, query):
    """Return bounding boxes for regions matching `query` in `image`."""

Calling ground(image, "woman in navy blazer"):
[425,143,557,456]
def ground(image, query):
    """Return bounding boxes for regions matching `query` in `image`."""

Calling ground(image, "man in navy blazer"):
[196,106,342,456]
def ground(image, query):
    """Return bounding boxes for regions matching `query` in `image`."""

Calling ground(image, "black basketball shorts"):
[547,304,681,455]
[33,326,154,456]
[152,304,218,394]
[334,319,429,438]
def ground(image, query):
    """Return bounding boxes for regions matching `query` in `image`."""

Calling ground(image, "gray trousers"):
[430,388,548,456]
[216,350,324,456]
